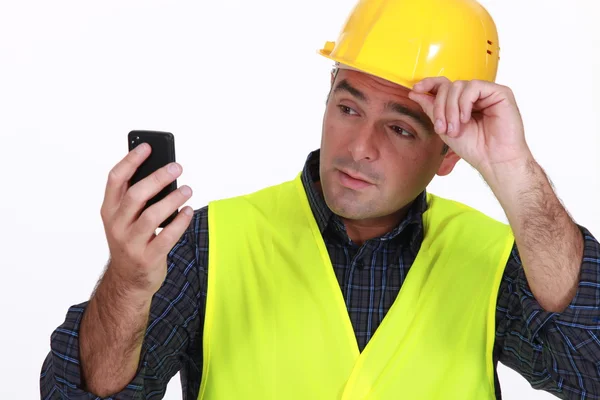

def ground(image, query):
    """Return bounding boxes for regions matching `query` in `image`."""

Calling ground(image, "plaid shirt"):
[41,150,600,399]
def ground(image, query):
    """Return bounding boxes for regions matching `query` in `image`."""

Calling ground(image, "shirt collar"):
[300,149,427,249]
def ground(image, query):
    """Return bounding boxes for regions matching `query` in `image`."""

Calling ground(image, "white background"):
[1,0,598,398]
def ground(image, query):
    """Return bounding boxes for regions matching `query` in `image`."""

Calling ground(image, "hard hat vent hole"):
[487,50,493,55]
[487,40,493,45]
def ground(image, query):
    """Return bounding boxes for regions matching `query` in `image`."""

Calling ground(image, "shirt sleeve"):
[40,208,207,399]
[495,225,600,399]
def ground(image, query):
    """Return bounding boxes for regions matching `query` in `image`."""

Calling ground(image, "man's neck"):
[340,205,411,246]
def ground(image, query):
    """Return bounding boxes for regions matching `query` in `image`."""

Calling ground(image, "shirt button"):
[356,258,366,270]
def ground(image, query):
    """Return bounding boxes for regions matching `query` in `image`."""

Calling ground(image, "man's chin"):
[323,193,372,220]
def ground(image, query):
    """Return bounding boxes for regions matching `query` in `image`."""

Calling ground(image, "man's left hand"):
[408,77,531,178]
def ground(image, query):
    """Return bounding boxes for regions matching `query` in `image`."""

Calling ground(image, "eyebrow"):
[333,79,367,101]
[333,79,433,133]
[385,102,433,133]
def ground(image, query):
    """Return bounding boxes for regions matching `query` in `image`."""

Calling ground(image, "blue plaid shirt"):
[41,149,600,399]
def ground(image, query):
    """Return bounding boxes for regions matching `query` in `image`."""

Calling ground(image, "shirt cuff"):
[519,225,600,344]
[46,302,146,399]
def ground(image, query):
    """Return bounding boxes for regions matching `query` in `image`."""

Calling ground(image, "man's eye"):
[391,125,415,138]
[338,105,358,116]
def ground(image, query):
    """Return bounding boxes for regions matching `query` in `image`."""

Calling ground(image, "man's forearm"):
[80,266,152,397]
[484,156,584,313]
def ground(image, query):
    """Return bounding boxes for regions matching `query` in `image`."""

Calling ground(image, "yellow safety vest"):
[199,173,514,399]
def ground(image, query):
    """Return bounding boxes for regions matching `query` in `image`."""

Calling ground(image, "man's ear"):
[437,147,461,176]
[326,70,337,104]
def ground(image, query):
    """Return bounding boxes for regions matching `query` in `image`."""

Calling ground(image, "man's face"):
[319,68,459,221]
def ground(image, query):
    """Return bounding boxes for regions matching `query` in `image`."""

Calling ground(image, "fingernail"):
[135,143,148,153]
[447,123,454,134]
[168,163,180,175]
[460,112,465,122]
[435,119,444,133]
[180,185,192,196]
[183,207,193,216]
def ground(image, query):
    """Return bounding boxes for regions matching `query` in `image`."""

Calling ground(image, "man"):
[40,0,600,398]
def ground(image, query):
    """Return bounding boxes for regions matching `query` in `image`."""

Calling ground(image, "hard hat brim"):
[318,48,417,90]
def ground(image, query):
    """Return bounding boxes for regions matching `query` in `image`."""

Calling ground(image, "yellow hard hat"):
[318,0,500,89]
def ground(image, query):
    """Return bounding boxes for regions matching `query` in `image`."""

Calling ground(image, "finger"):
[410,86,449,136]
[446,81,466,138]
[432,82,451,135]
[147,206,195,259]
[407,91,435,120]
[113,162,183,230]
[102,143,151,219]
[412,77,450,95]
[459,81,481,124]
[459,80,509,121]
[130,185,193,245]
[409,77,452,123]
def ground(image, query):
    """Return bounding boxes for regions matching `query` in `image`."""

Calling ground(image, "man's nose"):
[348,124,379,162]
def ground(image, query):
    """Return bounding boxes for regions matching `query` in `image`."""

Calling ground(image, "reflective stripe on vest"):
[199,173,514,399]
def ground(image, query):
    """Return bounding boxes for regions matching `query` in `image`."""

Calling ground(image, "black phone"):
[128,130,178,228]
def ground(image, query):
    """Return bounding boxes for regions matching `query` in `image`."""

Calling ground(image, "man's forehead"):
[332,67,433,131]
[334,66,412,95]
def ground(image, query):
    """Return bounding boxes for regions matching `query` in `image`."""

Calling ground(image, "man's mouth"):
[337,169,374,190]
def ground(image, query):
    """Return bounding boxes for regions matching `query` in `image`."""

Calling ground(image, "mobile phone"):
[128,130,178,228]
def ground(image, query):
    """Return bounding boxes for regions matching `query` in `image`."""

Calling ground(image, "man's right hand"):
[101,142,194,298]
[79,144,194,396]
